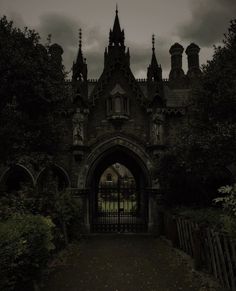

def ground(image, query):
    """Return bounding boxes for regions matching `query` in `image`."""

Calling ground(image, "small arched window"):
[106,173,112,182]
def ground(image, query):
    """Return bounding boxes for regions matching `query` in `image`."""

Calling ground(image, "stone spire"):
[147,34,162,82]
[151,34,158,67]
[72,28,87,82]
[104,6,129,68]
[109,5,125,46]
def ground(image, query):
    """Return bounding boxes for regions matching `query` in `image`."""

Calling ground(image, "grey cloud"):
[176,0,236,46]
[37,14,80,48]
[36,13,106,77]
[7,12,26,29]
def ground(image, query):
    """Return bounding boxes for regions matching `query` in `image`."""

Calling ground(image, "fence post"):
[192,225,202,270]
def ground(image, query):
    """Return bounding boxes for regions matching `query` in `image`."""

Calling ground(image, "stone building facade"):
[0,9,202,233]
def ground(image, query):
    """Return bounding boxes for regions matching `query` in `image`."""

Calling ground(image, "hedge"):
[0,214,54,291]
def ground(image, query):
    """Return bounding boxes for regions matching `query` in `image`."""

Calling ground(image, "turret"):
[49,43,63,63]
[186,43,201,78]
[169,43,185,80]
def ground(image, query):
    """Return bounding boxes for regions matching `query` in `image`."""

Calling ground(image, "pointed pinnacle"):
[116,3,118,15]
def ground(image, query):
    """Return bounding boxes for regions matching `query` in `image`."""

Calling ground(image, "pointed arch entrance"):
[85,140,152,233]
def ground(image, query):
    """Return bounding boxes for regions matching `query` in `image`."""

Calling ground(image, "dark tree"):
[0,16,67,162]
[159,20,236,206]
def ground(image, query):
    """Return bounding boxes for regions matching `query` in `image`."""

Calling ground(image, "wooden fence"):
[163,212,236,291]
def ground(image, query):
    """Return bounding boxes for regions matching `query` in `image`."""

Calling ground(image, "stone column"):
[73,188,90,234]
[148,186,165,236]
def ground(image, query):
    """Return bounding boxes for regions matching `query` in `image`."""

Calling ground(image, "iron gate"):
[92,180,147,232]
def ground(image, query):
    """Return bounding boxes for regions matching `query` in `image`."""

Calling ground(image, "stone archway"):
[0,164,35,193]
[36,164,71,192]
[84,138,153,233]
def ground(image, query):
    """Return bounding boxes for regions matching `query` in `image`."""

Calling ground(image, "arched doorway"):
[86,145,151,233]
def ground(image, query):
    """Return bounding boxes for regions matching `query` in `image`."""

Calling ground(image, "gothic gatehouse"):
[0,9,203,233]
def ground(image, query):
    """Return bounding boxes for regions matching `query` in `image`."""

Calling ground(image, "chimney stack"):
[169,43,185,80]
[186,43,201,78]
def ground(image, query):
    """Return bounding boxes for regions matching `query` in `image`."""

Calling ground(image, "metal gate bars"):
[92,180,147,233]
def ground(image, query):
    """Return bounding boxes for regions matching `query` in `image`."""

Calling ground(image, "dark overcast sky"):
[0,0,236,78]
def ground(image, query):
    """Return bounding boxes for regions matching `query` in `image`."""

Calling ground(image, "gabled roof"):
[110,84,126,95]
[89,63,147,107]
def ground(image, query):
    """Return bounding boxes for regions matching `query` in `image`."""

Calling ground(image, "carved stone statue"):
[72,109,84,146]
[152,122,161,144]
[151,112,164,145]
[73,123,83,145]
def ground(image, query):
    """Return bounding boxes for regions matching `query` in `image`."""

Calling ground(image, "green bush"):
[0,186,84,246]
[35,188,84,245]
[0,214,54,291]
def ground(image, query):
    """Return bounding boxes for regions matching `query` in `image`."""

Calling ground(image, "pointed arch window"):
[115,96,121,112]
[106,173,112,182]
[106,93,129,119]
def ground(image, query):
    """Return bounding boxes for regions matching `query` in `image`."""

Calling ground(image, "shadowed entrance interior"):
[87,146,150,233]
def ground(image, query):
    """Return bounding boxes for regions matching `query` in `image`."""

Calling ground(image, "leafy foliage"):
[0,17,81,289]
[0,180,83,246]
[36,188,83,246]
[214,185,236,217]
[0,214,54,291]
[0,16,67,162]
[0,174,83,288]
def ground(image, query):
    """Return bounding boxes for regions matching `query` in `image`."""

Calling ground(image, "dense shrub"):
[36,189,84,245]
[0,186,84,247]
[0,214,54,291]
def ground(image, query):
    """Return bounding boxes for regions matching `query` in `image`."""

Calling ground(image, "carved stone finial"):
[79,28,82,50]
[152,34,155,52]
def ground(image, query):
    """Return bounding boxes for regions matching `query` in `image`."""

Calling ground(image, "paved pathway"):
[41,235,221,291]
